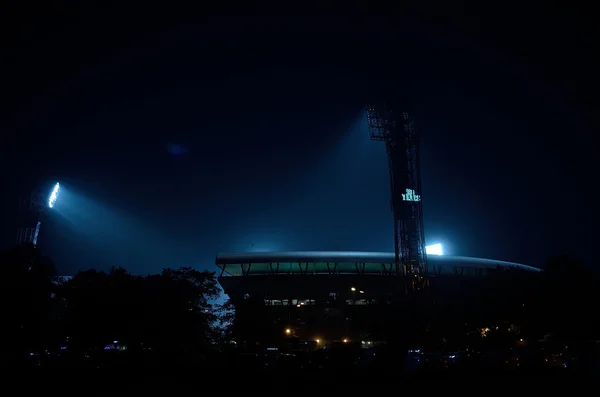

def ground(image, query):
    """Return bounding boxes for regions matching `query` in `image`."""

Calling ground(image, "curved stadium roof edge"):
[215,251,541,273]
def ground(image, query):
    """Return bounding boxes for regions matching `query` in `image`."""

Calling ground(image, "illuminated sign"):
[402,188,420,202]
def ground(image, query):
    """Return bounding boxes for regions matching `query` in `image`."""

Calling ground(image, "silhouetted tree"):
[539,255,598,342]
[58,267,139,351]
[0,244,61,367]
[59,266,220,353]
[139,267,220,351]
[213,299,235,345]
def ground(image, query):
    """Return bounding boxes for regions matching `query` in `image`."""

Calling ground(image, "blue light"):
[32,221,41,246]
[48,182,60,208]
[426,243,443,255]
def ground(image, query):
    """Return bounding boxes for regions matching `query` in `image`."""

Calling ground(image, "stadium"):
[213,105,542,349]
[216,251,541,347]
[216,250,540,300]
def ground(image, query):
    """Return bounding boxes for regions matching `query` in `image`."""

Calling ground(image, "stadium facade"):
[217,251,540,300]
[216,251,541,347]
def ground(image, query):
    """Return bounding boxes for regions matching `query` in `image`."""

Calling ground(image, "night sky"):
[1,5,596,275]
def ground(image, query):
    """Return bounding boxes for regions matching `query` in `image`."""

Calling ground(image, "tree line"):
[222,255,600,351]
[1,243,598,368]
[0,244,229,367]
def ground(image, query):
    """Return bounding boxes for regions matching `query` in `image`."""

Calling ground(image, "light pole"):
[16,181,60,247]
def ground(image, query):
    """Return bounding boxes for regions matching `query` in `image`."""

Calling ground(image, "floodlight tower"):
[366,103,427,280]
[16,182,60,247]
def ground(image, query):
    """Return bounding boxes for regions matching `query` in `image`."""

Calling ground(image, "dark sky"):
[1,5,597,275]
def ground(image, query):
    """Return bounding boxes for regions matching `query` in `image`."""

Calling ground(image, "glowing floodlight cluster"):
[48,182,60,208]
[426,243,443,255]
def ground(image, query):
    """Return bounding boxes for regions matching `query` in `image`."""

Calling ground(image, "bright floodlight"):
[426,243,443,255]
[48,182,60,208]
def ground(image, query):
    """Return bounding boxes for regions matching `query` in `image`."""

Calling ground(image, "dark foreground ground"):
[7,344,599,374]
[11,369,591,397]
[5,347,595,396]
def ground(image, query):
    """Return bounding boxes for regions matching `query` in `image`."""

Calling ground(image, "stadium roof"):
[216,251,541,277]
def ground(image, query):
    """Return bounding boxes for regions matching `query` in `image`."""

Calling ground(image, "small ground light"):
[350,287,356,291]
[343,338,348,343]
[315,339,320,343]
[285,328,291,335]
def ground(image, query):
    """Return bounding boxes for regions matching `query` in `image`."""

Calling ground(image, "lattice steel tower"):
[16,182,60,247]
[366,103,427,278]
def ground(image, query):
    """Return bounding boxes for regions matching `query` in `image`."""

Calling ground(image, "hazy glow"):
[426,243,443,255]
[51,187,184,274]
[48,182,60,208]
